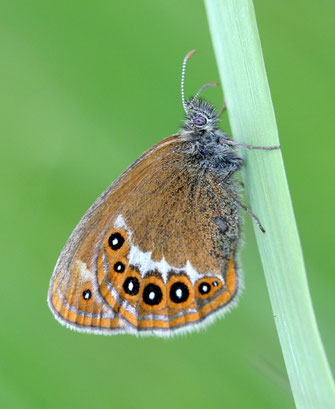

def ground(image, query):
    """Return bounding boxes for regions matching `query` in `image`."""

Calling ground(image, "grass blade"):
[204,1,335,408]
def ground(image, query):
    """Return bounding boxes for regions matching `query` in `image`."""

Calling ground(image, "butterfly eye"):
[193,115,207,126]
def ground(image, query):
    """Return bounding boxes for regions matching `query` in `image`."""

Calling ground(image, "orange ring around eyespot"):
[139,273,167,314]
[195,276,224,300]
[166,273,196,311]
[104,228,130,259]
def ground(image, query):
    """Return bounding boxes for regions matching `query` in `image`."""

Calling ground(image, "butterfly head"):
[182,98,219,136]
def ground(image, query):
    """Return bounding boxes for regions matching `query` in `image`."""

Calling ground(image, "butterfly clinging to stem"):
[48,49,280,336]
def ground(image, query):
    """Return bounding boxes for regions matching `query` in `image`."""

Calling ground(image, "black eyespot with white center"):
[123,277,140,296]
[82,289,92,301]
[193,115,207,126]
[143,283,163,306]
[213,281,218,287]
[113,261,125,273]
[108,232,124,250]
[199,282,211,295]
[170,282,189,303]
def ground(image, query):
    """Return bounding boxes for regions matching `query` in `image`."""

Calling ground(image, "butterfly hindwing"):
[49,258,127,333]
[48,135,240,335]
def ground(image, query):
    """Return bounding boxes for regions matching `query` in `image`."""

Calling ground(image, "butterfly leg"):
[229,193,265,233]
[224,139,281,150]
[236,199,265,233]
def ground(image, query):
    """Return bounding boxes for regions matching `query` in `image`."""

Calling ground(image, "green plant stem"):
[204,1,335,408]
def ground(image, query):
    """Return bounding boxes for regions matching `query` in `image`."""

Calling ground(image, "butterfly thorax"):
[180,99,243,183]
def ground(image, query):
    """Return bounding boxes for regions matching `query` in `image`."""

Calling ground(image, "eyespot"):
[199,282,211,295]
[193,115,207,126]
[82,289,92,301]
[123,277,140,296]
[170,282,189,303]
[108,232,124,250]
[195,277,223,299]
[143,283,163,306]
[113,261,125,273]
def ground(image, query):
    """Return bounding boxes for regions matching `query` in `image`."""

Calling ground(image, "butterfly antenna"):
[217,102,227,117]
[181,49,196,113]
[191,82,218,104]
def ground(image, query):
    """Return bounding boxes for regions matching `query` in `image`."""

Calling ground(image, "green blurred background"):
[1,1,334,408]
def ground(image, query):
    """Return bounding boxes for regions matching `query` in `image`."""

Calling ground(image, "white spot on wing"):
[77,260,93,280]
[114,214,127,229]
[149,292,155,300]
[176,289,182,298]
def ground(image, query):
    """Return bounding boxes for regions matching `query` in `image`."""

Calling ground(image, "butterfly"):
[48,50,280,336]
